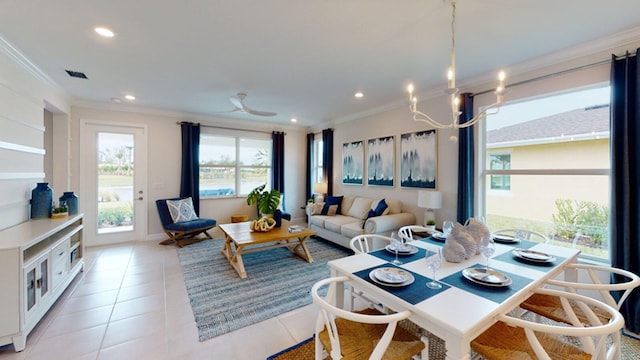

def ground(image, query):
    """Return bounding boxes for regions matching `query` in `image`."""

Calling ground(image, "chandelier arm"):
[411,111,452,129]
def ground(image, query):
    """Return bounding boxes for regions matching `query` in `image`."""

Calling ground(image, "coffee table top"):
[219,219,316,245]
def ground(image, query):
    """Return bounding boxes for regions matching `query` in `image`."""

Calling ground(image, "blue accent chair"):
[156,198,217,247]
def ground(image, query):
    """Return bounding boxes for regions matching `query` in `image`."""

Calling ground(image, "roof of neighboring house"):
[487,105,609,145]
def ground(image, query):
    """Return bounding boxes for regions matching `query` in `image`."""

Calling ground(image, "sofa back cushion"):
[348,197,372,219]
[340,195,356,216]
[385,199,402,214]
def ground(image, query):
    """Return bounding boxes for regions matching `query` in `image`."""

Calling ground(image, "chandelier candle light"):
[407,0,506,141]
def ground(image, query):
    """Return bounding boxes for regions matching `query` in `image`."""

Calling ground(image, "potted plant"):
[425,219,436,232]
[246,184,281,217]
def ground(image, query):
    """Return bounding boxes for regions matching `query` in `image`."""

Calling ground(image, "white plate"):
[431,232,447,242]
[369,268,415,287]
[462,267,512,287]
[492,234,519,244]
[512,249,556,263]
[384,244,418,255]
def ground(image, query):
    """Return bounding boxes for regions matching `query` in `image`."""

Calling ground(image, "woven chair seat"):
[318,309,425,360]
[471,321,591,360]
[521,293,612,325]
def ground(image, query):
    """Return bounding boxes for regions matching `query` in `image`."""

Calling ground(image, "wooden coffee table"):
[219,219,317,278]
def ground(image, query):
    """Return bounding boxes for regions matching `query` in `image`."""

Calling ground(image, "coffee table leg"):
[290,236,314,263]
[221,235,248,278]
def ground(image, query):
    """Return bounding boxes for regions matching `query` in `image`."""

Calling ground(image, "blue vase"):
[59,192,78,215]
[31,183,53,219]
[274,209,282,227]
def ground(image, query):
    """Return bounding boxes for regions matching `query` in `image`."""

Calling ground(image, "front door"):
[80,120,148,246]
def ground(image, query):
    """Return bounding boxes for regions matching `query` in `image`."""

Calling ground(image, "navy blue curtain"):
[610,49,640,334]
[322,128,334,196]
[272,131,285,210]
[306,133,315,202]
[179,122,200,215]
[457,93,475,224]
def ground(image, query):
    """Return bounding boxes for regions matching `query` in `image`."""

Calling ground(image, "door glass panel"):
[40,258,48,296]
[97,133,134,234]
[26,267,35,311]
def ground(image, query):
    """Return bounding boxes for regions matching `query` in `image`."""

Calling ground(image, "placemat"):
[419,236,446,247]
[439,264,532,303]
[354,264,450,305]
[493,238,538,249]
[369,247,427,263]
[493,250,566,270]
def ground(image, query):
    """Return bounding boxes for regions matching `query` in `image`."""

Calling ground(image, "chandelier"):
[407,0,506,136]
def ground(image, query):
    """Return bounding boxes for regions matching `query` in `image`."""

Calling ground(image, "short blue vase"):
[59,191,78,215]
[31,182,53,219]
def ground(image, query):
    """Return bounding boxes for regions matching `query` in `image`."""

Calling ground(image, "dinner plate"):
[512,249,556,263]
[462,267,512,287]
[492,234,519,244]
[431,232,447,242]
[384,244,419,255]
[369,268,415,287]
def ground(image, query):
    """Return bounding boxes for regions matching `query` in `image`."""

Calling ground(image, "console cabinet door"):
[24,253,50,323]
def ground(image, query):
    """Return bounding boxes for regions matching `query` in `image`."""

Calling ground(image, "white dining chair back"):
[398,225,430,243]
[311,276,428,360]
[492,228,548,243]
[349,234,393,254]
[473,288,624,360]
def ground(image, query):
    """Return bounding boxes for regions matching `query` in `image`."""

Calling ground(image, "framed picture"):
[342,141,363,185]
[400,130,437,189]
[367,136,394,186]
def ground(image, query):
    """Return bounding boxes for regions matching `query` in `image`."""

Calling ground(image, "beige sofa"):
[306,195,416,249]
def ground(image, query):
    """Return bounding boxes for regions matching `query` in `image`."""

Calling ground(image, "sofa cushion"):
[323,215,359,233]
[326,204,339,216]
[340,195,356,216]
[322,196,344,215]
[166,197,199,223]
[386,199,402,214]
[362,209,377,229]
[309,215,326,228]
[348,197,372,219]
[372,199,389,216]
[309,203,324,215]
[341,222,366,238]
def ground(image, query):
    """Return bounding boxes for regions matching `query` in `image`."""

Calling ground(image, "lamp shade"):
[313,182,328,194]
[418,190,442,209]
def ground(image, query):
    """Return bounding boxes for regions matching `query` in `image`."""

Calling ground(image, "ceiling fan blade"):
[244,106,277,117]
[226,92,276,116]
[229,93,245,110]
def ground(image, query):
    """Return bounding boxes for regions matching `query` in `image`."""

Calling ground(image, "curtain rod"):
[473,51,637,97]
[176,121,284,135]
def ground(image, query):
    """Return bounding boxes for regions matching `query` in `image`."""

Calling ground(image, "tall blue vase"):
[59,191,78,215]
[31,183,53,219]
[273,209,283,228]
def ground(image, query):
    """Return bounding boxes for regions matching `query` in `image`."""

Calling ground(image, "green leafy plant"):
[426,219,436,226]
[246,184,280,215]
[552,199,608,245]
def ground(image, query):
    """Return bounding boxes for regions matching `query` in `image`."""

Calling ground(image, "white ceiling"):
[1,0,640,128]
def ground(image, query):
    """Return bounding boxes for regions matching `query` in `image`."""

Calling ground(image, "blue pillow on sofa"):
[374,199,388,216]
[362,209,377,229]
[321,196,344,215]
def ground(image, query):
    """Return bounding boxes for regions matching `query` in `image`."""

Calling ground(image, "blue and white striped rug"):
[177,237,351,341]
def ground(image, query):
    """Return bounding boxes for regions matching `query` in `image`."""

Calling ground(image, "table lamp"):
[418,190,442,227]
[313,182,328,203]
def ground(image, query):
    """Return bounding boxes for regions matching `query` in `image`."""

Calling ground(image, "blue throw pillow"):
[374,199,388,216]
[321,195,344,215]
[362,209,377,229]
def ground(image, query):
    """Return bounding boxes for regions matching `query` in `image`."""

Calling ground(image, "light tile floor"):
[0,240,319,360]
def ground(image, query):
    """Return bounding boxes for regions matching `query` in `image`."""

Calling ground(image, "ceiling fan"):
[221,92,277,117]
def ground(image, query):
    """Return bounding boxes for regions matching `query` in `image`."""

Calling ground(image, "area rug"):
[177,237,351,341]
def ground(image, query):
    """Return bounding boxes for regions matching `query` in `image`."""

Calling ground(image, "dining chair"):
[520,263,640,326]
[349,234,394,312]
[471,288,624,360]
[398,225,431,242]
[311,276,428,360]
[491,228,548,243]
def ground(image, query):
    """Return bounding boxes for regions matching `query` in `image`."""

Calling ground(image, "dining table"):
[327,235,581,360]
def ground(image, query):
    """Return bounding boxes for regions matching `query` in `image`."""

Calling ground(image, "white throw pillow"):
[166,197,199,223]
[348,197,372,220]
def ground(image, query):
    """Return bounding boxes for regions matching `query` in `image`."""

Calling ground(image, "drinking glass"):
[479,237,495,269]
[442,221,454,237]
[425,248,443,289]
[390,231,403,265]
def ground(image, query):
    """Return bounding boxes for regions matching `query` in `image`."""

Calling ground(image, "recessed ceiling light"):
[354,92,364,98]
[94,27,115,38]
[111,97,122,103]
[290,118,297,123]
[124,95,136,100]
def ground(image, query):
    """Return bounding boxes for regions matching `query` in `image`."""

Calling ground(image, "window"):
[489,153,511,190]
[199,133,272,198]
[482,86,610,261]
[314,138,324,183]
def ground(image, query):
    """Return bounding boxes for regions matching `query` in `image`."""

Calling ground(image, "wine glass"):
[390,231,403,265]
[479,237,495,269]
[442,221,454,237]
[425,248,443,289]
